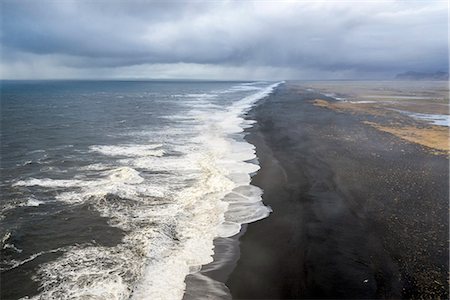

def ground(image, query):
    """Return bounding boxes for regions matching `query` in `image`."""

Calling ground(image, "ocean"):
[0,80,281,299]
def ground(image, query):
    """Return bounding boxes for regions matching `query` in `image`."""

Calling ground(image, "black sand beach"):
[226,82,449,299]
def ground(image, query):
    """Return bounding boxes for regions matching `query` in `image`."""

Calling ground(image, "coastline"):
[183,228,246,300]
[183,82,283,300]
[184,87,286,299]
[226,82,448,298]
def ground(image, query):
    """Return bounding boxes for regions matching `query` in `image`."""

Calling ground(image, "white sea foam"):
[229,85,262,92]
[18,160,33,166]
[24,197,44,207]
[13,178,86,188]
[175,93,218,99]
[240,81,268,86]
[90,144,164,157]
[78,163,111,171]
[105,167,144,184]
[15,81,283,300]
[132,81,283,298]
[218,85,262,93]
[1,196,45,210]
[2,243,23,254]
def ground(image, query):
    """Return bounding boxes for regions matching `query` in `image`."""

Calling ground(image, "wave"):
[11,81,283,300]
[1,247,64,272]
[218,85,262,93]
[90,144,164,157]
[13,178,86,188]
[23,197,44,207]
[133,81,283,298]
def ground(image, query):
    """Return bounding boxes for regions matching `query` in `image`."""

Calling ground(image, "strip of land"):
[226,81,449,299]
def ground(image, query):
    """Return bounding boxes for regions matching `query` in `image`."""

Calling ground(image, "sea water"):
[0,80,282,299]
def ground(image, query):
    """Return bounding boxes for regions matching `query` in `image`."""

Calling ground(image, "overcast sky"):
[0,0,448,80]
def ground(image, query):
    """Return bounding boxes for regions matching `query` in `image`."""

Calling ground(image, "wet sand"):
[226,82,449,299]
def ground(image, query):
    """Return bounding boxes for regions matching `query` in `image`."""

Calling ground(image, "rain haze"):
[0,0,448,80]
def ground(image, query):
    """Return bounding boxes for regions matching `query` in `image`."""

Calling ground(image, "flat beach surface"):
[227,81,449,299]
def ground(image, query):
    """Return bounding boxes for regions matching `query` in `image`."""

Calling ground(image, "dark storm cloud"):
[0,0,447,79]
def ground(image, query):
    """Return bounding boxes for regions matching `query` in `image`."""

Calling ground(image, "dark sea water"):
[0,80,281,299]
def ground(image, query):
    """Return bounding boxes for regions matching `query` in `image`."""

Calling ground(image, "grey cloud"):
[0,0,447,79]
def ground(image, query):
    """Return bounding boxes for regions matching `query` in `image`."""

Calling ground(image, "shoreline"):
[183,83,289,300]
[183,227,246,300]
[183,83,283,300]
[226,82,448,298]
[184,81,448,299]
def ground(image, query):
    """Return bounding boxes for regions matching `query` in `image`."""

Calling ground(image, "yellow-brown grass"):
[364,121,449,153]
[312,99,449,154]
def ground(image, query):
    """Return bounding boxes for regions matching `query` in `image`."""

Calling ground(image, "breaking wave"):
[9,81,283,300]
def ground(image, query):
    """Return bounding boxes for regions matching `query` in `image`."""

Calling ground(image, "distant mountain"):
[395,71,449,80]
